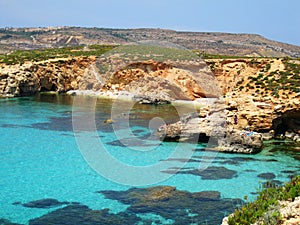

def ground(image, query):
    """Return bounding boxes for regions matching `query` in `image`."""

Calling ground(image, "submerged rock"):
[180,166,237,180]
[106,138,158,148]
[22,198,69,209]
[99,186,243,225]
[162,166,238,180]
[28,204,140,225]
[257,172,276,180]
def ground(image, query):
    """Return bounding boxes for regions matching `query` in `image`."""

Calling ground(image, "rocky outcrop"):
[223,93,300,142]
[159,91,299,153]
[278,197,300,225]
[158,58,300,152]
[0,57,95,97]
[208,58,300,136]
[101,60,221,101]
[158,99,263,153]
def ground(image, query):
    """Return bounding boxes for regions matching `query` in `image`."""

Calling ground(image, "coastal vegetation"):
[0,44,202,65]
[228,176,300,225]
[109,44,200,61]
[0,45,116,65]
[205,56,300,98]
[244,59,300,97]
[197,51,256,59]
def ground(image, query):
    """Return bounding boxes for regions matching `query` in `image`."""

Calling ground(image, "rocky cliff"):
[0,57,95,97]
[0,53,221,101]
[210,58,300,136]
[159,58,299,152]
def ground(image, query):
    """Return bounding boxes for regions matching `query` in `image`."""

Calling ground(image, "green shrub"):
[265,63,271,71]
[228,176,300,225]
[257,73,264,79]
[0,45,117,65]
[236,79,244,86]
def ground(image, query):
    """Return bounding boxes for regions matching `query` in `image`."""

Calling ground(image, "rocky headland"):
[0,51,299,153]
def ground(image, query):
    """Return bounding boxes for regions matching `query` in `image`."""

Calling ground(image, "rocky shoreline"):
[158,96,299,154]
[67,88,299,154]
[1,56,299,154]
[157,98,264,154]
[67,89,173,104]
[68,89,299,154]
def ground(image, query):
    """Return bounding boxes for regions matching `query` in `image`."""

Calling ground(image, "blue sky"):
[1,0,299,46]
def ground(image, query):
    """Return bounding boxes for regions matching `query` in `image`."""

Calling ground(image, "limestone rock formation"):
[158,99,263,153]
[158,58,300,152]
[278,196,300,225]
[0,57,94,97]
[101,60,221,101]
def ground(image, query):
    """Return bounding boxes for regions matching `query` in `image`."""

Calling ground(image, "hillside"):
[1,27,300,57]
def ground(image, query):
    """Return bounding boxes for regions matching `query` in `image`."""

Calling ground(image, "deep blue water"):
[0,94,299,225]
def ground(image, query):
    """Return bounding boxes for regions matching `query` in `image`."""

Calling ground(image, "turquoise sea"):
[0,94,299,225]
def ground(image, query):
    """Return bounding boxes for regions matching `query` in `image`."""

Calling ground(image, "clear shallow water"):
[0,94,299,225]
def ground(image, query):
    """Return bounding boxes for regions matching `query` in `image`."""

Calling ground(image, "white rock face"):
[279,196,300,225]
